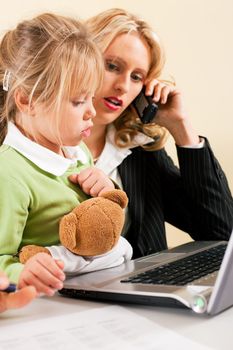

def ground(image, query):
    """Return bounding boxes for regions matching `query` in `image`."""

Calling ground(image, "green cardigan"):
[0,143,92,283]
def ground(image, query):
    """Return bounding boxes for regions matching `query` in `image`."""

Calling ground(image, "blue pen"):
[3,283,17,293]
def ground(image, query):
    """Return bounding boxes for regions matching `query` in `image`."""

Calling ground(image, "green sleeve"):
[0,174,30,283]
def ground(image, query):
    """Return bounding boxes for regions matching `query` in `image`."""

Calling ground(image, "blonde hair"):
[86,8,168,151]
[0,13,104,144]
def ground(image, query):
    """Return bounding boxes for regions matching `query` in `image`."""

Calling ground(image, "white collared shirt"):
[95,124,154,186]
[3,122,89,176]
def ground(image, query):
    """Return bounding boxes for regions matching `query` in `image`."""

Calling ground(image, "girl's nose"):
[85,99,96,119]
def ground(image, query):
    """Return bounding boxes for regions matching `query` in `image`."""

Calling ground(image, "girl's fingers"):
[76,168,93,185]
[20,272,57,296]
[30,263,64,290]
[36,253,65,281]
[80,174,98,194]
[98,186,116,197]
[89,180,107,197]
[68,173,79,184]
[55,259,65,270]
[69,168,93,186]
[69,168,114,196]
[19,253,65,295]
[89,178,114,197]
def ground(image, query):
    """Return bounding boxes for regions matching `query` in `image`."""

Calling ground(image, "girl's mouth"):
[81,127,92,138]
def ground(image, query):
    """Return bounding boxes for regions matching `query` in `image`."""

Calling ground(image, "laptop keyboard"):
[121,244,226,286]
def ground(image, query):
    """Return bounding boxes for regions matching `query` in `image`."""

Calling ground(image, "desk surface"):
[0,293,232,349]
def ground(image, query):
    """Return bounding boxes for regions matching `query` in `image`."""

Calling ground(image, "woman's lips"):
[103,97,123,111]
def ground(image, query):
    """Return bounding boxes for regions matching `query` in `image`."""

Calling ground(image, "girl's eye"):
[71,100,86,107]
[105,61,120,72]
[131,73,144,82]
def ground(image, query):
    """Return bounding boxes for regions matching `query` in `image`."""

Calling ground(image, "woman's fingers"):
[144,79,175,103]
[0,285,37,312]
[6,286,37,309]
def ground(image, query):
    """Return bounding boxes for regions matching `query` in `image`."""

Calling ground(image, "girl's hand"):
[144,79,199,146]
[18,253,65,296]
[69,167,114,197]
[0,271,37,312]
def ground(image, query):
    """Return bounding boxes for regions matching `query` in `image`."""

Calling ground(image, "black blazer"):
[118,139,233,258]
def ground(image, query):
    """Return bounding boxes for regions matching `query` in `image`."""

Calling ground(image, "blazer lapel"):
[118,147,146,237]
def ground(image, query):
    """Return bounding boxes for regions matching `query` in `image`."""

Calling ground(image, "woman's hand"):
[18,253,65,297]
[0,271,36,313]
[69,167,115,197]
[144,79,200,146]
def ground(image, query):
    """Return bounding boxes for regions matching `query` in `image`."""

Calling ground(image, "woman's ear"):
[14,89,35,116]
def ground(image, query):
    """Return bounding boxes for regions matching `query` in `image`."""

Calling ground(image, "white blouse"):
[94,124,155,236]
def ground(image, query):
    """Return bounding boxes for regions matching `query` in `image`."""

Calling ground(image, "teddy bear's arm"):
[19,245,51,264]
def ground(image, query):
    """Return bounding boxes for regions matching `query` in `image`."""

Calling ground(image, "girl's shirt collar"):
[3,122,89,176]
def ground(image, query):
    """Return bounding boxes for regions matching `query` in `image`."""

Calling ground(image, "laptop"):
[59,230,233,316]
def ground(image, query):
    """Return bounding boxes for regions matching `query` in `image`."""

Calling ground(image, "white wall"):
[1,0,232,246]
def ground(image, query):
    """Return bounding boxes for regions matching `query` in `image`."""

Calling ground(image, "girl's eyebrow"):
[105,55,148,76]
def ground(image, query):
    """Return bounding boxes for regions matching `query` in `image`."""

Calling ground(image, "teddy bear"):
[19,189,129,264]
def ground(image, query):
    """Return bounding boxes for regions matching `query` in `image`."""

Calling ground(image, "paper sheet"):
[0,305,212,349]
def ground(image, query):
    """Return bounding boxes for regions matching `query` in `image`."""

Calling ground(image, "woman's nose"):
[114,75,130,94]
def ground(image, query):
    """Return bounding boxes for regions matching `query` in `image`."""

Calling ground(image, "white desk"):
[1,293,232,349]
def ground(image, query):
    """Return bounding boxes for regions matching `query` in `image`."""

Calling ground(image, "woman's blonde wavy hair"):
[86,8,169,151]
[0,13,104,144]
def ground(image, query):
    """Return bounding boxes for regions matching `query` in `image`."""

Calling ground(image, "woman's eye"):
[105,61,119,72]
[131,73,143,82]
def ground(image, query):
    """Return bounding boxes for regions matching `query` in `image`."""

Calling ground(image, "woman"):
[72,8,233,258]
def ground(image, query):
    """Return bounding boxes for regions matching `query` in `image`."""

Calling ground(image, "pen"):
[2,283,17,293]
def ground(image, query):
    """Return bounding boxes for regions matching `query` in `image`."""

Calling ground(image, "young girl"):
[0,13,115,296]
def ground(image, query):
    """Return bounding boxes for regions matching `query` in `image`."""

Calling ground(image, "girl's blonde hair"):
[0,13,104,144]
[86,8,168,151]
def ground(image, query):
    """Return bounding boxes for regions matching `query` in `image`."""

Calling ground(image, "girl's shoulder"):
[0,144,17,161]
[0,144,31,175]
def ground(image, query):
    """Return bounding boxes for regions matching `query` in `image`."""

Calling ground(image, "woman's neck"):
[84,124,107,160]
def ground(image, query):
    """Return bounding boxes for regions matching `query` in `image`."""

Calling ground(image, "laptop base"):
[59,288,188,309]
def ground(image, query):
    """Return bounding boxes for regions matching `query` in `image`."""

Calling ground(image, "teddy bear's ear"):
[59,212,78,250]
[100,189,128,209]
